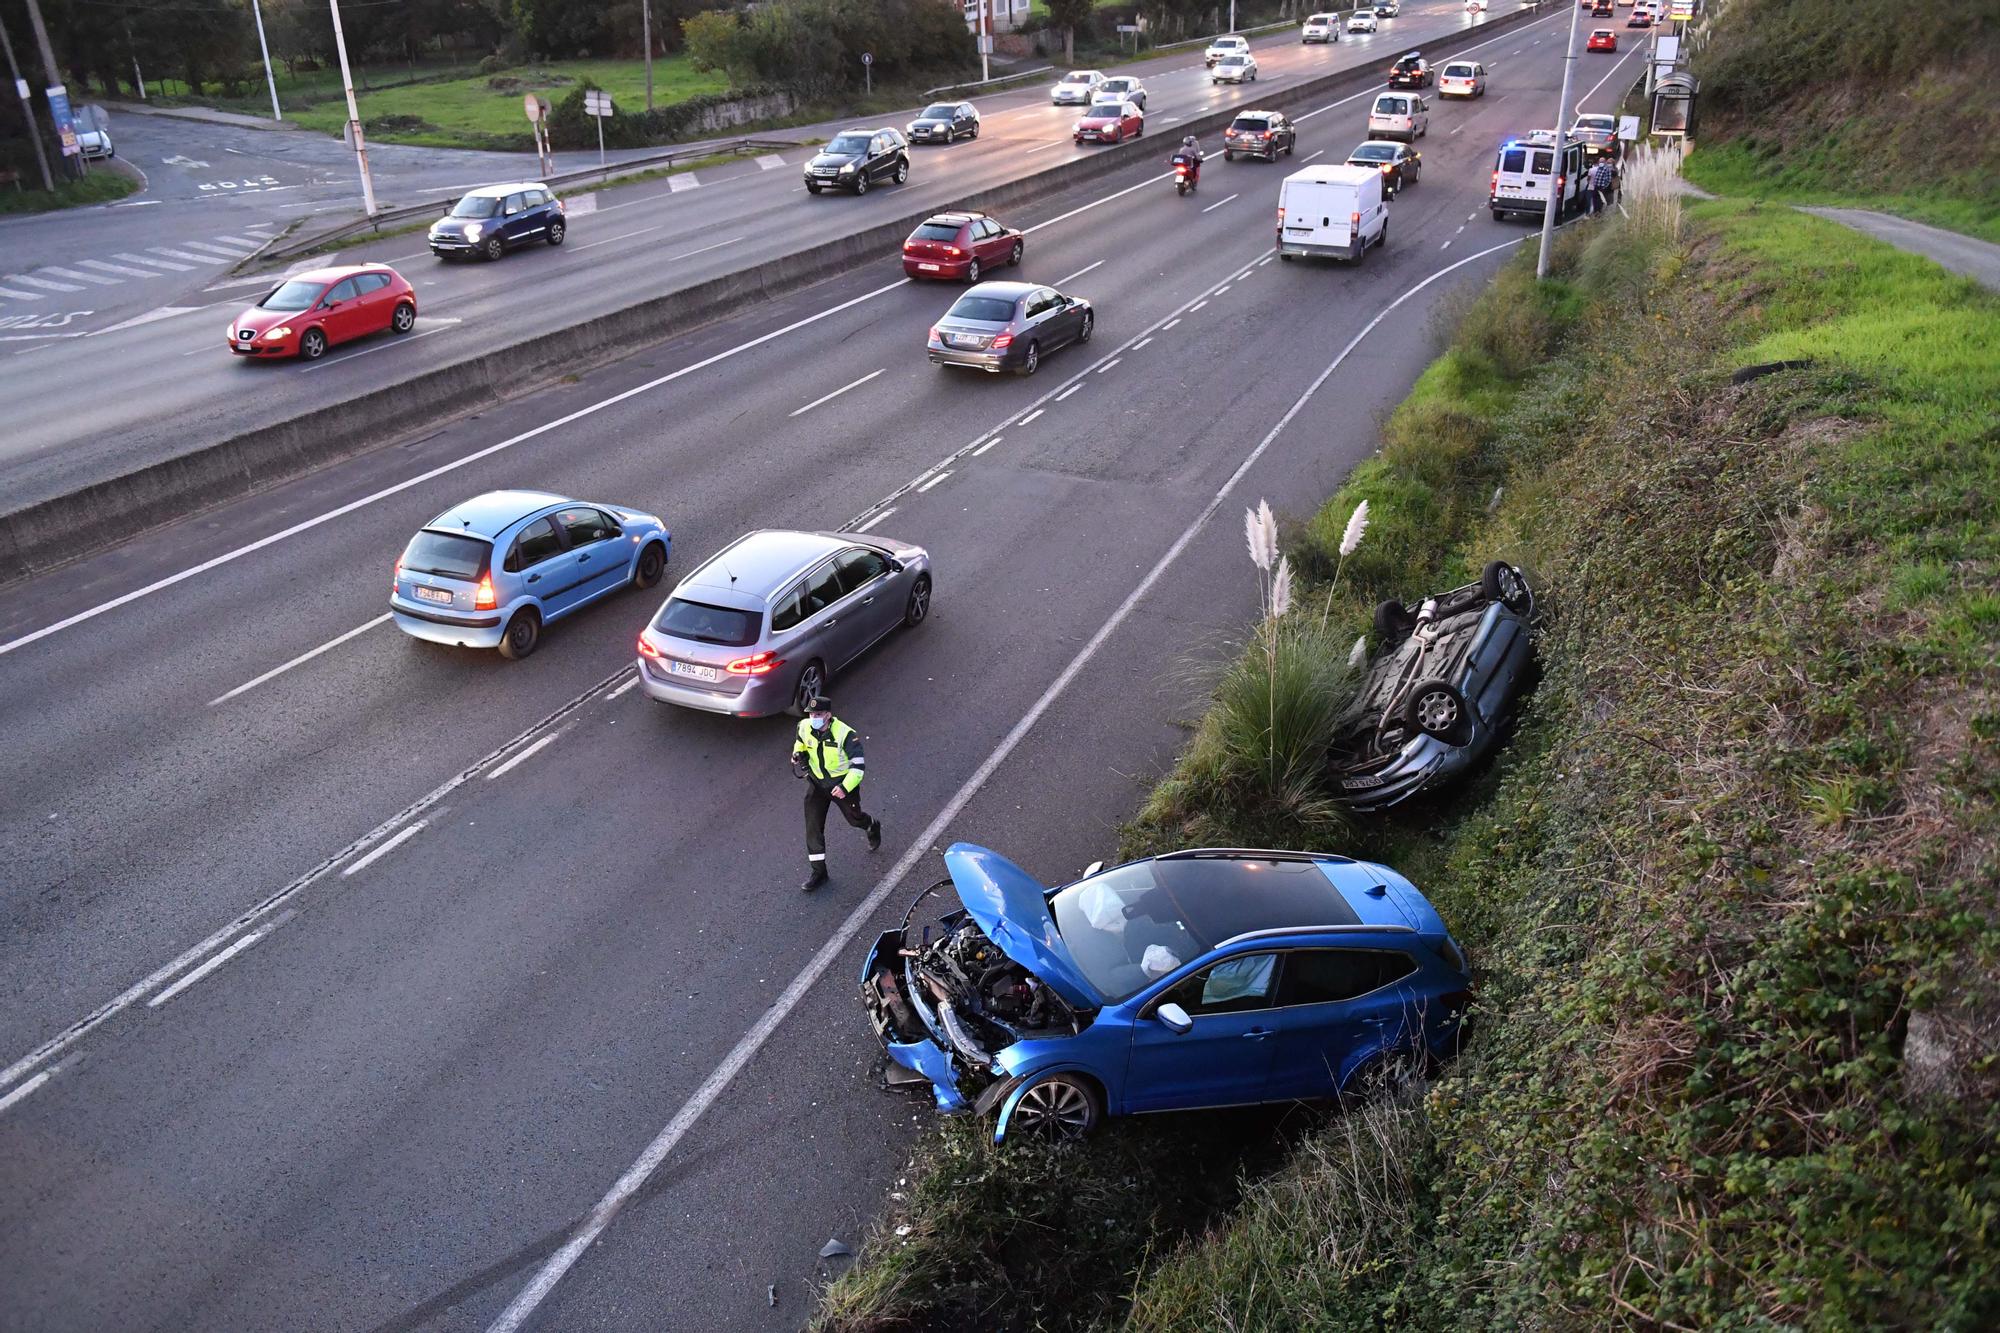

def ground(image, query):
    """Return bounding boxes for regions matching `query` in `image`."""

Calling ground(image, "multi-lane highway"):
[0,10,1650,1330]
[0,0,1519,522]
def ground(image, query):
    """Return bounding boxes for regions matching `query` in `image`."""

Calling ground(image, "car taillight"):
[392,560,401,594]
[1557,173,1566,194]
[475,575,497,610]
[726,650,782,676]
[1276,207,1286,225]
[637,636,661,659]
[929,325,940,341]
[991,331,1014,350]
[1491,169,1499,191]
[944,245,961,257]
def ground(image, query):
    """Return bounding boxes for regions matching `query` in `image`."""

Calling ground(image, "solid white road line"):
[339,821,426,878]
[1054,383,1083,402]
[1302,149,1326,163]
[970,436,1001,456]
[1053,259,1104,286]
[790,367,884,417]
[667,236,744,262]
[483,228,1540,1333]
[1018,408,1045,425]
[1201,193,1239,214]
[1095,357,1122,373]
[145,928,270,1008]
[568,225,664,254]
[298,324,452,371]
[0,1069,52,1115]
[1023,139,1069,154]
[606,674,641,699]
[1190,299,1209,311]
[209,613,391,705]
[486,733,559,781]
[853,507,896,533]
[914,470,952,493]
[1577,40,1647,113]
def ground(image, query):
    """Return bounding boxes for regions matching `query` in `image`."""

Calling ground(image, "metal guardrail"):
[258,136,803,265]
[923,65,1056,98]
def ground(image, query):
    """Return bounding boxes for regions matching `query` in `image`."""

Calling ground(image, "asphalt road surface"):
[0,15,1649,1332]
[0,0,1532,516]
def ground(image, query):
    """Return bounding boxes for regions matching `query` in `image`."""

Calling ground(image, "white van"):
[1301,12,1340,41]
[1489,131,1588,220]
[1368,91,1430,141]
[1276,164,1389,263]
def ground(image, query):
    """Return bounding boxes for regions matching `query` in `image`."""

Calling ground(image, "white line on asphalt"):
[1053,259,1104,286]
[1451,124,1465,135]
[1162,115,1182,123]
[145,928,270,1008]
[665,172,699,193]
[915,470,952,493]
[41,265,121,287]
[970,436,1001,456]
[8,274,84,293]
[483,226,1543,1333]
[790,367,884,417]
[1442,239,1452,248]
[1164,317,1181,329]
[150,247,220,264]
[1054,384,1082,402]
[1023,139,1069,154]
[1131,336,1153,349]
[853,507,896,533]
[118,251,190,271]
[340,821,426,878]
[486,733,559,781]
[0,285,42,300]
[1201,193,1239,214]
[566,225,663,254]
[1302,149,1326,162]
[299,324,452,371]
[178,240,254,260]
[606,674,640,699]
[1095,357,1122,373]
[209,613,391,705]
[1191,299,1209,311]
[1216,284,1232,295]
[1018,408,1045,425]
[667,236,745,262]
[0,1069,52,1115]
[77,258,165,279]
[1577,40,1647,114]
[1257,255,1274,267]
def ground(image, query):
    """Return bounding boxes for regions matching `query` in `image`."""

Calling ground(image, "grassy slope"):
[0,170,139,215]
[819,200,1999,1329]
[1681,0,2000,240]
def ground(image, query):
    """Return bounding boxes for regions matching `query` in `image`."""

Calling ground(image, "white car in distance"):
[1050,70,1107,105]
[1211,52,1260,83]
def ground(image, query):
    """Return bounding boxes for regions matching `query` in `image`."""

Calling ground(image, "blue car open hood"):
[942,844,1101,1010]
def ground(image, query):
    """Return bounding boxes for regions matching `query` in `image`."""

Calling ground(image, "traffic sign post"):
[862,50,872,96]
[525,93,553,177]
[583,88,614,167]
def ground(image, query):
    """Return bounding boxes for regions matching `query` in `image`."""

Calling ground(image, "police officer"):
[791,695,881,891]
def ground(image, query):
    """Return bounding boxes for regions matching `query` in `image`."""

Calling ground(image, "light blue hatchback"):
[390,489,670,660]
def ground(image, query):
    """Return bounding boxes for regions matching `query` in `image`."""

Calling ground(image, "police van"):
[1489,131,1587,221]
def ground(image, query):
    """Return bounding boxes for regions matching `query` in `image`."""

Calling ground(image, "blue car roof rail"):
[1216,923,1418,948]
[1155,847,1356,864]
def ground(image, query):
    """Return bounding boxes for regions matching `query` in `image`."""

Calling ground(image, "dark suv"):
[1386,52,1431,88]
[428,183,566,261]
[804,128,910,196]
[1223,110,1297,161]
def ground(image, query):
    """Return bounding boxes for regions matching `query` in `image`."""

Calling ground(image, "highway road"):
[0,0,1532,521]
[0,14,1650,1332]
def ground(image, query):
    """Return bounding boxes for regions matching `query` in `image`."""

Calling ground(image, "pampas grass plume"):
[1245,499,1279,572]
[1339,500,1370,558]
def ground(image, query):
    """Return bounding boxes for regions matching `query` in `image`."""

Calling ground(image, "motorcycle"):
[1173,156,1199,196]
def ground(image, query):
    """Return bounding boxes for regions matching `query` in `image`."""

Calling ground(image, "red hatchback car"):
[228,264,417,361]
[901,212,1026,282]
[1587,28,1617,50]
[1073,99,1144,144]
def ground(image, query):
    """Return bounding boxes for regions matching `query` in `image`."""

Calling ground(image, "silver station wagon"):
[636,529,933,717]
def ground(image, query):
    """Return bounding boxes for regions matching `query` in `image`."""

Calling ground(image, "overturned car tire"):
[1481,560,1533,615]
[1405,679,1474,746]
[1374,599,1417,644]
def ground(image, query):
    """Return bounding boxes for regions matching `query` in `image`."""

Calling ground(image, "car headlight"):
[839,162,857,174]
[263,325,291,340]
[464,223,483,240]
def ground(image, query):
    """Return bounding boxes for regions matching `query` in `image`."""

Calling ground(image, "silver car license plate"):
[413,586,452,605]
[670,660,720,682]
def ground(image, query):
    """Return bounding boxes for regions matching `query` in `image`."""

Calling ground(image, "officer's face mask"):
[810,714,830,732]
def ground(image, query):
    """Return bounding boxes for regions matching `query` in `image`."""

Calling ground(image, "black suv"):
[803,128,910,196]
[428,183,566,261]
[1223,111,1297,161]
[1387,53,1431,88]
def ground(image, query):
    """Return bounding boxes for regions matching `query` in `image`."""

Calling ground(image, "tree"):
[679,8,742,74]
[1044,0,1094,64]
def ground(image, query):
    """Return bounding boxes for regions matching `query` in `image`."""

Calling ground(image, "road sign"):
[861,51,873,65]
[524,92,544,122]
[583,89,613,117]
[1669,0,1693,17]
[1117,22,1140,30]
[1617,114,1639,141]
[47,85,79,158]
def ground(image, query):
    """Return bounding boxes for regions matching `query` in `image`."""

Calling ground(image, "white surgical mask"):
[810,715,830,731]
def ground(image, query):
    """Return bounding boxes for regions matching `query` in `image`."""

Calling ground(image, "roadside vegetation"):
[1683,0,2000,239]
[817,171,2000,1328]
[0,169,138,215]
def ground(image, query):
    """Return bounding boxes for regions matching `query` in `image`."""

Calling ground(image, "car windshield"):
[912,222,962,242]
[258,279,326,311]
[1350,142,1397,160]
[1376,97,1409,113]
[1444,64,1474,76]
[450,195,500,218]
[1577,115,1615,129]
[401,530,490,579]
[827,134,870,154]
[1102,80,1132,91]
[945,295,1018,323]
[651,597,761,646]
[1221,55,1248,65]
[1060,73,1093,84]
[919,105,956,120]
[1230,116,1271,131]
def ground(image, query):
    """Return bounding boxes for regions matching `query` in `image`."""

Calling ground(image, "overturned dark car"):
[1327,561,1535,811]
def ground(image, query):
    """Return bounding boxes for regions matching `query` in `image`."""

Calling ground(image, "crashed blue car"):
[860,844,1473,1140]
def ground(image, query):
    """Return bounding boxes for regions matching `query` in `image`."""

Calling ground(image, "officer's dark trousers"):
[804,778,871,863]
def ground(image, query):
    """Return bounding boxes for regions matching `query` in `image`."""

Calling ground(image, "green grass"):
[818,198,2000,1330]
[0,168,140,214]
[1685,140,2000,245]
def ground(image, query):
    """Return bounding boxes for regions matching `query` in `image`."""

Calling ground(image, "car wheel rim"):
[550,223,564,243]
[1500,567,1524,603]
[1417,690,1458,733]
[1025,345,1038,373]
[1015,1081,1091,1138]
[641,547,663,582]
[1011,243,1023,264]
[510,617,536,653]
[303,332,324,358]
[1080,314,1092,342]
[908,581,929,623]
[394,305,414,331]
[967,260,980,283]
[796,665,823,712]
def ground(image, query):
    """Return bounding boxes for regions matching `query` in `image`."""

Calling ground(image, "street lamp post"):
[249,0,282,121]
[328,0,377,215]
[1536,0,1583,279]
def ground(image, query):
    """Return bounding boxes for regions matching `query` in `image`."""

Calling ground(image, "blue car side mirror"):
[1156,1002,1193,1035]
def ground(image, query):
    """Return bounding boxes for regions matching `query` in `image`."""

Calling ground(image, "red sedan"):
[228,264,417,361]
[1073,99,1144,144]
[902,211,1026,282]
[1587,28,1618,50]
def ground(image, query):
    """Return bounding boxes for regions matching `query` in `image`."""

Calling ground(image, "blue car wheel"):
[1007,1072,1102,1140]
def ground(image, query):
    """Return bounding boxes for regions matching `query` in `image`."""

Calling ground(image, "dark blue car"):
[428,182,567,261]
[861,845,1472,1140]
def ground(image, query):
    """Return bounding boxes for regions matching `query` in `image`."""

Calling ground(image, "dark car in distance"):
[427,183,566,261]
[1224,110,1298,161]
[902,212,1025,283]
[1326,562,1535,811]
[1387,52,1431,88]
[927,281,1094,377]
[804,128,910,195]
[1346,139,1421,197]
[907,101,980,144]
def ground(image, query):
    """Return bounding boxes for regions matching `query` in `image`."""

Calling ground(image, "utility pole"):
[249,0,282,120]
[124,19,146,98]
[1229,0,1238,33]
[979,0,989,84]
[0,11,54,190]
[1537,0,1583,279]
[641,0,653,110]
[328,0,377,215]
[20,0,77,179]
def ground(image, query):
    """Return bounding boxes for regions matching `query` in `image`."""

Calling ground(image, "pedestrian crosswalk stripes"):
[76,259,164,279]
[0,286,43,301]
[149,247,221,263]
[202,235,263,252]
[176,240,252,260]
[41,265,123,287]
[116,251,191,271]
[9,274,85,293]
[0,230,275,306]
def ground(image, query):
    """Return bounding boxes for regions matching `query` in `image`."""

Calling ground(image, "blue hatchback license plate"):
[413,586,452,604]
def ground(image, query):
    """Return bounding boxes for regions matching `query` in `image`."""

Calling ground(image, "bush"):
[476,53,505,74]
[544,78,793,148]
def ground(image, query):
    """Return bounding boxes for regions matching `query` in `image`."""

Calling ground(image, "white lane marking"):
[665,172,699,193]
[1024,139,1069,154]
[1162,115,1182,123]
[1023,167,1172,236]
[41,265,121,287]
[970,436,1001,457]
[1054,384,1082,402]
[1095,357,1122,373]
[486,733,559,781]
[1441,240,1452,249]
[145,928,270,1008]
[566,226,662,254]
[298,323,451,371]
[176,240,253,260]
[339,821,426,878]
[1190,300,1209,311]
[1257,255,1274,267]
[204,235,263,251]
[1018,408,1045,425]
[1053,259,1104,286]
[1450,123,1465,135]
[606,674,640,699]
[756,154,785,170]
[209,613,391,705]
[667,236,744,262]
[0,285,43,301]
[77,258,165,279]
[8,274,84,293]
[790,367,885,417]
[1131,336,1154,349]
[1163,317,1181,330]
[484,228,1540,1333]
[118,251,191,271]
[1201,193,1239,214]
[915,470,952,493]
[0,1069,52,1114]
[1577,40,1648,113]
[149,247,221,264]
[1216,284,1233,295]
[853,507,896,533]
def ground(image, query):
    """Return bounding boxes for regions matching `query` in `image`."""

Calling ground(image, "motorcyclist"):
[1172,134,1204,185]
